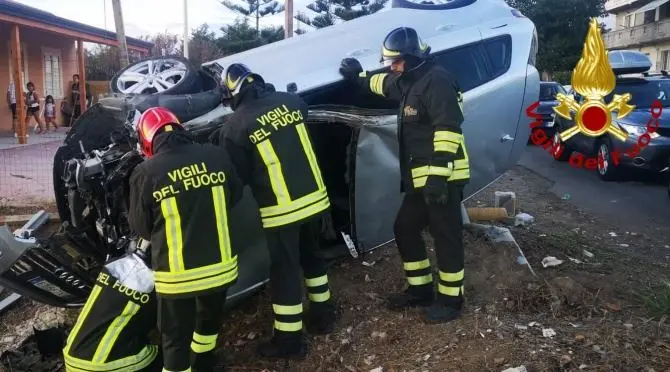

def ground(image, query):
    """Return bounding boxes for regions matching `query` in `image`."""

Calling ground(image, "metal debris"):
[541,256,564,268]
[542,328,556,338]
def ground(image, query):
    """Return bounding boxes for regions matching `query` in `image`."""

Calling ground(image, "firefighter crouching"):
[62,249,161,372]
[339,26,470,323]
[217,63,337,358]
[128,107,244,371]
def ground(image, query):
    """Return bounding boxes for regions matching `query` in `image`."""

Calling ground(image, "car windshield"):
[540,83,560,100]
[605,79,670,108]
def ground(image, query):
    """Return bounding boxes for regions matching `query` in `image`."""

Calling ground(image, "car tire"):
[596,138,621,182]
[110,55,200,95]
[127,88,223,124]
[551,131,572,162]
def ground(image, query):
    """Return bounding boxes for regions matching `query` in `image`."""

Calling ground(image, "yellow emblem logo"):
[553,18,634,142]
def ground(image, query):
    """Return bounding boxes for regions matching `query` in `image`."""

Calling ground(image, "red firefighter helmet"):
[136,107,183,158]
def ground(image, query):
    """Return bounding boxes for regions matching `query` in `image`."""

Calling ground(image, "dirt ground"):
[1,165,669,372]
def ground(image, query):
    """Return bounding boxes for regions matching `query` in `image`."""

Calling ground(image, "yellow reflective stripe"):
[295,123,325,189]
[309,291,331,303]
[434,141,459,153]
[403,259,430,271]
[369,73,387,96]
[257,140,291,205]
[161,197,184,272]
[191,332,218,354]
[438,284,462,297]
[154,259,237,282]
[212,186,232,262]
[413,176,428,188]
[154,268,238,294]
[272,303,303,315]
[162,368,192,372]
[450,169,470,181]
[261,194,330,228]
[382,47,401,58]
[274,320,303,332]
[92,301,140,363]
[259,188,328,218]
[191,341,216,353]
[358,71,367,78]
[428,166,453,177]
[193,332,218,344]
[434,131,463,143]
[305,274,328,287]
[454,159,469,169]
[65,345,158,371]
[63,285,103,356]
[408,274,433,285]
[439,269,464,282]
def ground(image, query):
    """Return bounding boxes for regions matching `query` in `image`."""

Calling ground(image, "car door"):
[433,35,515,193]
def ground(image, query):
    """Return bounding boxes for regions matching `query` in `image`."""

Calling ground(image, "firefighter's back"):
[142,141,240,298]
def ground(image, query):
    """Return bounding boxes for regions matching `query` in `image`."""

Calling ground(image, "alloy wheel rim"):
[115,58,188,94]
[598,144,609,175]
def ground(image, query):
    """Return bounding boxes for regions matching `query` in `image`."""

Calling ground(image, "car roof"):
[202,0,533,94]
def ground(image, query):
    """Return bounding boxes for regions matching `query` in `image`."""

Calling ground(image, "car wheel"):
[391,0,476,10]
[596,138,621,181]
[551,131,572,162]
[110,55,199,95]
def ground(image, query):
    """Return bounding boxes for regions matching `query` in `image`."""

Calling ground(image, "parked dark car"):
[530,81,566,140]
[552,50,670,181]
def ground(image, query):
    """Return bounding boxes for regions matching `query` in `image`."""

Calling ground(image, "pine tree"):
[220,0,284,34]
[301,0,388,29]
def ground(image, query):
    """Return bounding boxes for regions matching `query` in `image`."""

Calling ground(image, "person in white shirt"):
[6,81,17,136]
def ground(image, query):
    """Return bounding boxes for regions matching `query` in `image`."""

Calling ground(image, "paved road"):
[517,145,670,236]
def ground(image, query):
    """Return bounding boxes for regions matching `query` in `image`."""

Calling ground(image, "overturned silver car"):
[0,0,539,308]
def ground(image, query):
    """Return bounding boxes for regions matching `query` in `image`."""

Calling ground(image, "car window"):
[556,84,567,95]
[434,44,488,92]
[539,84,555,100]
[483,35,512,78]
[605,79,670,108]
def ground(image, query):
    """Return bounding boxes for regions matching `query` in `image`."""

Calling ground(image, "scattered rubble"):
[514,213,535,226]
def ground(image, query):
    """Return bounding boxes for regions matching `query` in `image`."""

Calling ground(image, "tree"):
[188,24,223,66]
[506,0,607,78]
[217,18,285,55]
[220,0,284,34]
[301,0,388,29]
[140,31,183,57]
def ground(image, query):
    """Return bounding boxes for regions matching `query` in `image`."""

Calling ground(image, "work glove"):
[423,176,450,206]
[339,58,363,81]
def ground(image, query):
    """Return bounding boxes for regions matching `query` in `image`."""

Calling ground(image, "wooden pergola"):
[1,2,152,144]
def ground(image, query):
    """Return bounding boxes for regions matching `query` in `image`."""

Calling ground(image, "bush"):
[552,71,572,85]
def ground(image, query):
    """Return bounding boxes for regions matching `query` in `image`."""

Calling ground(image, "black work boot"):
[423,299,463,324]
[256,331,308,360]
[305,300,338,335]
[386,285,435,311]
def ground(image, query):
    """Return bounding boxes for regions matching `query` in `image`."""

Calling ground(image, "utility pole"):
[103,0,107,29]
[284,0,293,38]
[183,0,189,58]
[112,0,129,68]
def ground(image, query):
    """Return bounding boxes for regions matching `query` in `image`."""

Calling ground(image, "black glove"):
[339,58,363,81]
[423,176,449,205]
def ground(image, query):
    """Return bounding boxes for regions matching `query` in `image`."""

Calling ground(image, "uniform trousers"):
[393,185,465,307]
[265,218,332,336]
[158,290,227,372]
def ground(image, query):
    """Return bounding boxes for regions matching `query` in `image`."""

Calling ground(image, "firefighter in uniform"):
[62,250,161,372]
[217,63,337,358]
[128,107,244,371]
[339,27,470,323]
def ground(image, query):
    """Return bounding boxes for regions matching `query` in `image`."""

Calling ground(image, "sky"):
[11,0,369,38]
[13,0,614,40]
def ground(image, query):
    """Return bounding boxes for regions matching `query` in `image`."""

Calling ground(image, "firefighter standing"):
[128,107,244,371]
[217,63,337,358]
[339,27,470,323]
[62,251,161,372]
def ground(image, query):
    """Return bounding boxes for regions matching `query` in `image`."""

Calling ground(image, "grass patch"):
[635,280,670,319]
